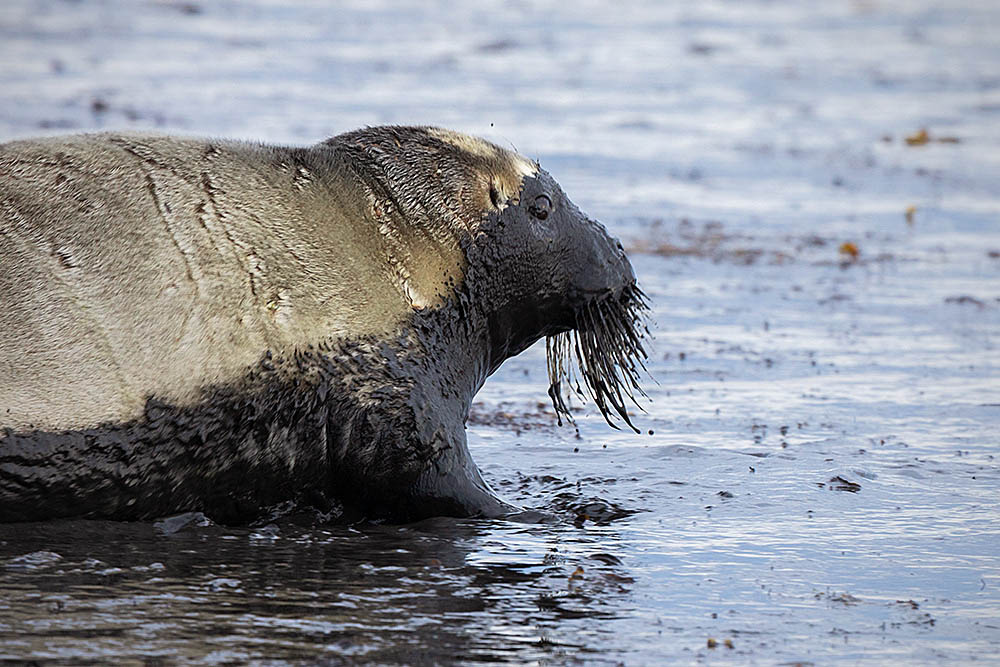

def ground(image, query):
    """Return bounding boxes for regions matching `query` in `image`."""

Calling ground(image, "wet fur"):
[1,308,474,523]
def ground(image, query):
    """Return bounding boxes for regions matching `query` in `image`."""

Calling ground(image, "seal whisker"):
[546,283,650,432]
[603,297,648,397]
[582,304,630,410]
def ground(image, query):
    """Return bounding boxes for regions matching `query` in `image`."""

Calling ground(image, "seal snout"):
[571,222,637,305]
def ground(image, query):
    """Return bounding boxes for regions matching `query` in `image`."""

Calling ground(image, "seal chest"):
[0,125,648,523]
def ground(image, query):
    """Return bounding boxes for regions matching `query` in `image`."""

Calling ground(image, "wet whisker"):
[545,284,651,433]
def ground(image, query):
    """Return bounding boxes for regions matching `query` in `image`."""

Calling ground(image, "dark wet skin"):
[0,154,640,525]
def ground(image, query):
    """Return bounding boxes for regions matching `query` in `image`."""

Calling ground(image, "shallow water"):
[2,0,999,663]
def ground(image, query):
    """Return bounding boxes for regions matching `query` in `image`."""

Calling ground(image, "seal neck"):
[417,289,566,404]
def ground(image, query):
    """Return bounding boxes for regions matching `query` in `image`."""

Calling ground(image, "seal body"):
[0,126,642,523]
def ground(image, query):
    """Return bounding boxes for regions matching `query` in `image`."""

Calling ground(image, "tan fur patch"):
[425,128,537,179]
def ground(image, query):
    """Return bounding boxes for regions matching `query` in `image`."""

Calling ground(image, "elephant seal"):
[0,126,648,523]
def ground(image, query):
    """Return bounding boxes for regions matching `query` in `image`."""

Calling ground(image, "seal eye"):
[529,194,552,220]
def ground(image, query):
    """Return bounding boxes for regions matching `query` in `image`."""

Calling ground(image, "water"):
[2,0,999,663]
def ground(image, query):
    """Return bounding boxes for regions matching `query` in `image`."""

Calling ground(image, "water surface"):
[1,0,999,663]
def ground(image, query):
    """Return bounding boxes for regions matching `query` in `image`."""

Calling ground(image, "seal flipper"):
[409,427,520,520]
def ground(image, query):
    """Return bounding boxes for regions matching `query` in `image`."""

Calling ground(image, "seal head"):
[464,166,648,430]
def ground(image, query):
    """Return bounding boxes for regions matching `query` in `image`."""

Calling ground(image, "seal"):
[0,126,648,523]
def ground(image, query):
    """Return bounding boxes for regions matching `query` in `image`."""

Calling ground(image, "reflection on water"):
[1,517,638,664]
[2,0,1000,662]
